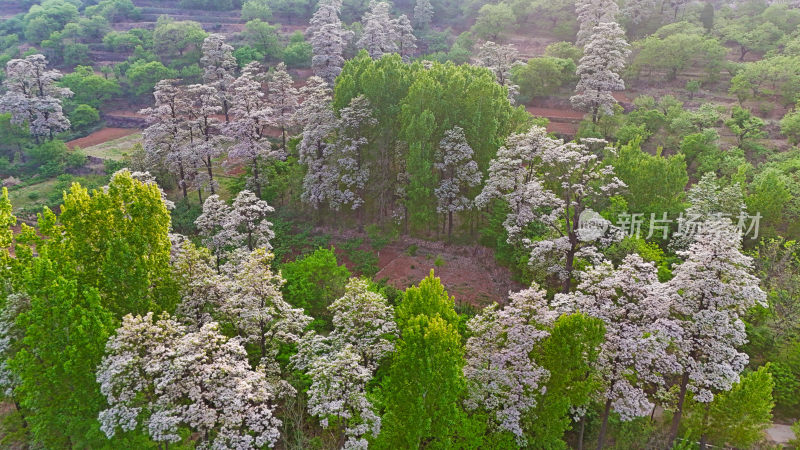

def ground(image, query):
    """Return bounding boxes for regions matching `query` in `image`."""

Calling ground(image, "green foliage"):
[23,0,79,43]
[69,104,100,130]
[682,366,774,448]
[124,59,178,97]
[746,168,792,238]
[283,34,312,69]
[85,0,141,22]
[544,41,582,63]
[512,56,576,103]
[281,247,351,328]
[471,2,517,41]
[241,0,273,21]
[780,106,800,145]
[378,272,481,449]
[59,65,121,109]
[729,56,800,106]
[37,170,178,317]
[27,140,70,177]
[725,106,767,147]
[233,45,264,67]
[395,270,459,330]
[525,313,605,447]
[611,138,688,219]
[333,53,528,233]
[152,16,208,64]
[241,19,283,61]
[9,264,114,448]
[632,27,726,81]
[178,0,234,11]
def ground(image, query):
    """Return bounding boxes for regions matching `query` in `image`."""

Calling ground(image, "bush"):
[241,0,272,21]
[282,34,311,68]
[69,104,100,130]
[282,248,351,330]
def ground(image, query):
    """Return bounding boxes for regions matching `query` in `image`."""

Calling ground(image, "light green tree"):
[378,272,481,448]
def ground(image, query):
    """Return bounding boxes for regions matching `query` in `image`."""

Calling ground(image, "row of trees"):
[0,168,773,448]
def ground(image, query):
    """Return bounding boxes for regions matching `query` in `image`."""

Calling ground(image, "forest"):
[0,0,798,448]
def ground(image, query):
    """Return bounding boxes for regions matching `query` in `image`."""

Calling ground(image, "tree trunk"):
[448,210,453,240]
[596,398,612,450]
[197,188,203,204]
[206,156,215,195]
[699,403,710,449]
[578,416,586,450]
[252,158,262,199]
[668,371,691,446]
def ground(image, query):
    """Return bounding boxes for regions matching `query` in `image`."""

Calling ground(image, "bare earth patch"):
[66,127,140,150]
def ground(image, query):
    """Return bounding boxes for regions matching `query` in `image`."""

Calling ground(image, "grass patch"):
[80,132,142,161]
[8,178,59,213]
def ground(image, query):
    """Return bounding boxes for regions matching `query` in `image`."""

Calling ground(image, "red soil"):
[526,106,585,121]
[66,128,139,149]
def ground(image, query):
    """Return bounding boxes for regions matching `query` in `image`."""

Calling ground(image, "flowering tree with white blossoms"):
[392,14,417,61]
[476,126,625,292]
[229,190,276,252]
[575,0,620,47]
[225,64,279,198]
[664,220,767,445]
[434,126,481,238]
[195,194,235,264]
[295,76,337,208]
[564,254,677,449]
[185,83,225,195]
[475,41,521,105]
[171,237,228,329]
[308,0,352,86]
[357,1,398,59]
[463,284,558,445]
[267,63,300,149]
[0,54,72,142]
[571,21,630,124]
[327,95,377,213]
[200,33,237,122]
[224,248,311,362]
[292,278,397,448]
[97,313,287,449]
[140,80,192,199]
[413,0,434,29]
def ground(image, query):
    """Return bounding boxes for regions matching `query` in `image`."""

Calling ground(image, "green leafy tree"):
[124,60,177,97]
[512,56,576,102]
[611,138,688,220]
[632,31,726,81]
[241,19,283,61]
[59,65,121,109]
[23,0,79,43]
[729,56,800,106]
[281,247,352,329]
[69,104,99,130]
[780,107,800,144]
[746,168,792,238]
[471,2,517,42]
[9,266,114,448]
[152,17,208,63]
[682,366,774,448]
[39,170,177,317]
[725,105,766,147]
[525,313,605,448]
[378,271,480,449]
[241,0,273,21]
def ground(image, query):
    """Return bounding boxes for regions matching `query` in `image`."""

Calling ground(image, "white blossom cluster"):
[196,190,275,260]
[571,21,630,121]
[0,54,73,140]
[292,278,397,448]
[476,126,625,284]
[464,284,557,444]
[357,1,417,61]
[308,0,353,86]
[475,41,522,105]
[97,313,285,448]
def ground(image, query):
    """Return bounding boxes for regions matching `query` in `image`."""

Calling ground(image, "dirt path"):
[766,424,796,446]
[67,128,140,150]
